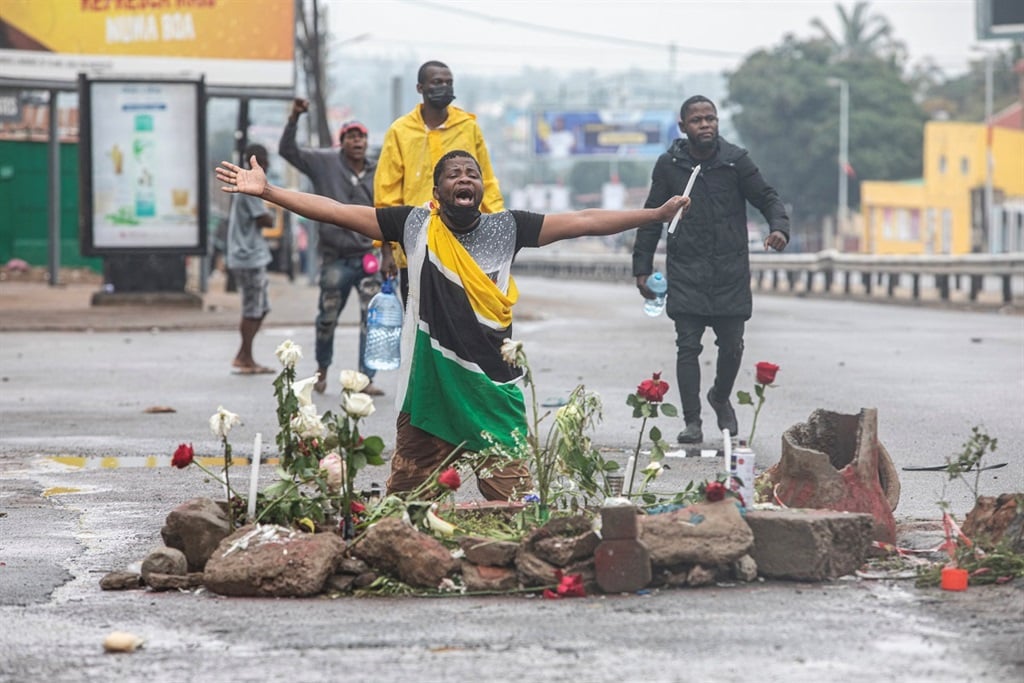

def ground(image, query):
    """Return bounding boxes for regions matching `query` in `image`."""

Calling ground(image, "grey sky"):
[327,0,1007,78]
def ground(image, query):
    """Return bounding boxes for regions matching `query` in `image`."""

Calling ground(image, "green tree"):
[726,36,924,235]
[918,45,1022,122]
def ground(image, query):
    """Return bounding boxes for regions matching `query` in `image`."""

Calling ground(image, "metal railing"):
[512,250,1024,308]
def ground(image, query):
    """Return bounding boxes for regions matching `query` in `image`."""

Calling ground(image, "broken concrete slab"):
[745,508,874,581]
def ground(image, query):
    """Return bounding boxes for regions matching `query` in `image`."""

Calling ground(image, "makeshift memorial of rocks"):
[95,342,1021,597]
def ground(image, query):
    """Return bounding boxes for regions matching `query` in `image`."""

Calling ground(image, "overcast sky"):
[325,0,1005,78]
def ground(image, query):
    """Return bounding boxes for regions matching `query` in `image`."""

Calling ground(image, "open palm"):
[216,156,267,196]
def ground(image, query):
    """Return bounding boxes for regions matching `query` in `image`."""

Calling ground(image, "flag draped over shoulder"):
[400,212,526,452]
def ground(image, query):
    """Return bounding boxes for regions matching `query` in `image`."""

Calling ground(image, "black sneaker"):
[677,422,704,444]
[707,389,738,436]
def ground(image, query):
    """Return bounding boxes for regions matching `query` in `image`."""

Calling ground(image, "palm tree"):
[811,2,905,62]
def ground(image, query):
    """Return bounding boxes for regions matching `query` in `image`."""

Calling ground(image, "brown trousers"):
[386,412,533,501]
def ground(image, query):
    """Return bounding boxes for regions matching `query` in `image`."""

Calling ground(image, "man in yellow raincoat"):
[375,60,504,303]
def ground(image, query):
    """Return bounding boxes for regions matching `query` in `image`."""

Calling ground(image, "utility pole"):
[309,0,330,146]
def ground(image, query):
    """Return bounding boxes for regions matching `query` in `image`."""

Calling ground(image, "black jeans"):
[672,314,745,425]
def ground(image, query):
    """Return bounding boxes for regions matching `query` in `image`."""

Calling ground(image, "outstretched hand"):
[216,156,267,197]
[655,195,691,222]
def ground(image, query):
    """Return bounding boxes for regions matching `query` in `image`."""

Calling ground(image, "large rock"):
[203,525,346,597]
[757,408,898,544]
[962,493,1024,552]
[141,547,188,581]
[639,500,754,567]
[457,536,519,567]
[349,517,457,589]
[515,515,598,587]
[160,497,233,571]
[745,509,874,581]
[461,563,519,592]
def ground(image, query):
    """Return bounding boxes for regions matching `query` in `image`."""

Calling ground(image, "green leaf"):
[362,435,386,456]
[661,403,678,417]
[737,390,753,405]
[755,384,765,399]
[649,425,662,442]
[351,452,368,472]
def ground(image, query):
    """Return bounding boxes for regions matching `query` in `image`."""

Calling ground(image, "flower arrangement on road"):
[172,340,386,535]
[624,371,677,500]
[481,339,617,519]
[736,361,780,445]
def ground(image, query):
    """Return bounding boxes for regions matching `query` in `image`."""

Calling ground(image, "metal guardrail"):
[512,250,1024,307]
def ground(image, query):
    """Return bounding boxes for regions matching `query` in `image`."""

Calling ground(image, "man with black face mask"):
[375,60,504,304]
[218,149,691,502]
[632,95,790,447]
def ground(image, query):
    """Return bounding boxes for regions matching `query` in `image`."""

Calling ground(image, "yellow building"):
[860,120,1024,254]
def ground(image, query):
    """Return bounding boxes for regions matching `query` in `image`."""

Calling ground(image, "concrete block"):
[745,508,873,581]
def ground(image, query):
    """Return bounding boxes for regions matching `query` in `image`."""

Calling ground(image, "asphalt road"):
[1,276,1022,681]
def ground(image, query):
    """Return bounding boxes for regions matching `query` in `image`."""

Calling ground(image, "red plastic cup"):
[941,567,968,591]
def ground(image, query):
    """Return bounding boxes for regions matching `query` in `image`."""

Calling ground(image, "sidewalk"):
[0,269,330,333]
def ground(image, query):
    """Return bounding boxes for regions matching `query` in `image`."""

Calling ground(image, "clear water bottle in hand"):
[643,271,667,317]
[364,276,403,371]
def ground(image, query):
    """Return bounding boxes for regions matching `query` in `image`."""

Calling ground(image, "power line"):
[397,0,746,59]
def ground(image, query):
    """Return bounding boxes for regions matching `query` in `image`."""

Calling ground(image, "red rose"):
[437,467,461,491]
[755,362,780,385]
[636,371,670,403]
[171,443,195,469]
[557,572,586,597]
[543,570,586,599]
[705,481,726,502]
[349,501,366,514]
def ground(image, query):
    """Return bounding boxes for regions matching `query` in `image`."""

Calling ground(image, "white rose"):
[275,340,303,368]
[209,406,241,439]
[343,392,376,418]
[500,338,523,366]
[642,461,665,478]
[319,452,345,492]
[339,370,370,392]
[290,404,326,439]
[292,375,319,408]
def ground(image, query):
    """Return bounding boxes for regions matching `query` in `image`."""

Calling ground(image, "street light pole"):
[983,50,994,253]
[826,77,849,252]
[970,45,997,253]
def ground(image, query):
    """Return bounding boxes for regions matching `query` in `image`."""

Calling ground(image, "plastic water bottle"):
[364,277,403,370]
[643,271,667,317]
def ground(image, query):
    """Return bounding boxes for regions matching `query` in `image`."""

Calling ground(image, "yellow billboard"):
[0,0,295,91]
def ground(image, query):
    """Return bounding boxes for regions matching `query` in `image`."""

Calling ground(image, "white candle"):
[723,430,733,479]
[624,455,636,496]
[247,432,261,521]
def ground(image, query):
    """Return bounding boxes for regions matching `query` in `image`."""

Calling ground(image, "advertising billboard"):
[0,0,295,93]
[79,76,207,255]
[534,110,679,158]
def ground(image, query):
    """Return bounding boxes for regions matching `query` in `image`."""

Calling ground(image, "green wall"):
[0,140,102,271]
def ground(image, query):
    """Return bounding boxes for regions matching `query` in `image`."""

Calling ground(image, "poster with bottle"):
[81,78,206,254]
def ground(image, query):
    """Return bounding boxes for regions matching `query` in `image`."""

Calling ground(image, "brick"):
[594,539,651,593]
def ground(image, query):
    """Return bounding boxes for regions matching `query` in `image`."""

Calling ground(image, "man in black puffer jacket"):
[632,95,790,445]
